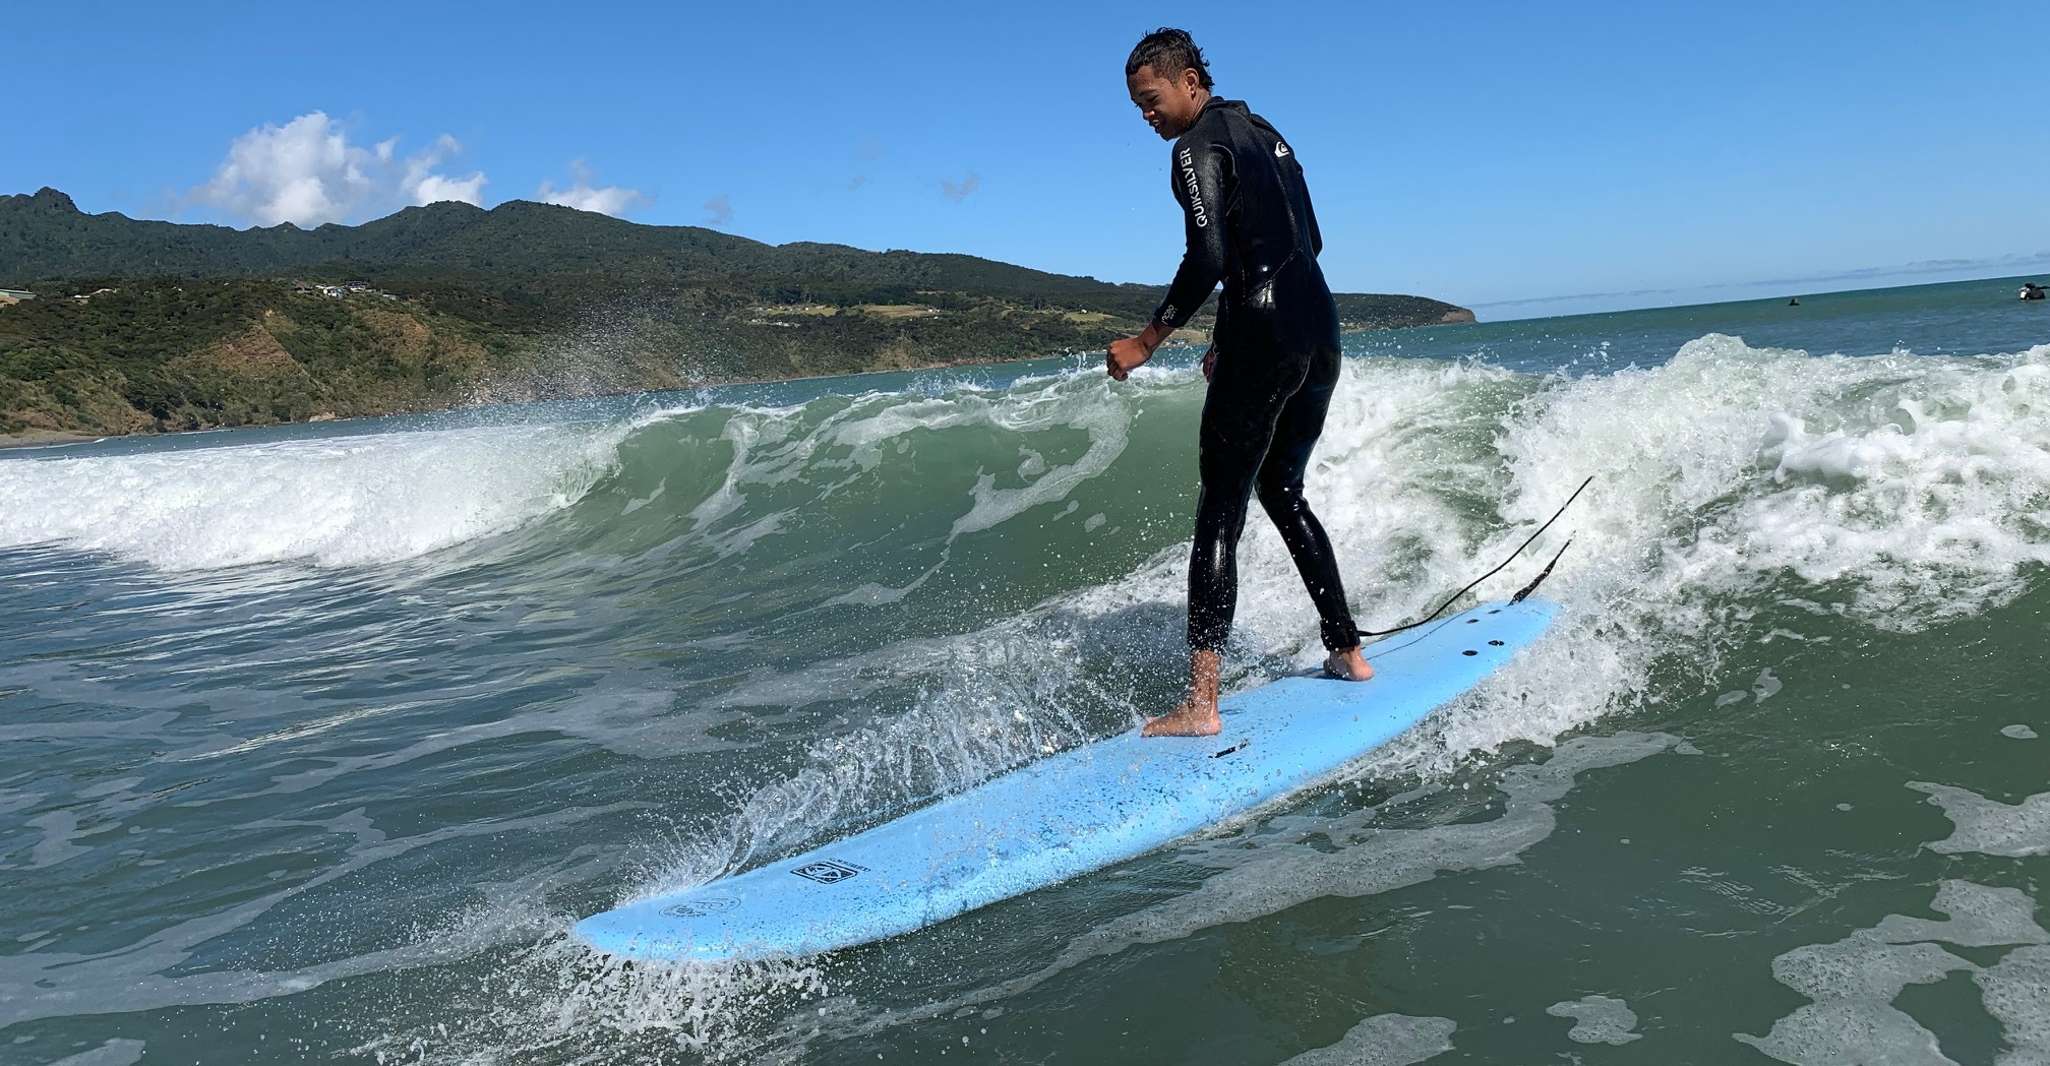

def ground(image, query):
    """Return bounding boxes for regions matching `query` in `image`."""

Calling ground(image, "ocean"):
[3,275,2047,1064]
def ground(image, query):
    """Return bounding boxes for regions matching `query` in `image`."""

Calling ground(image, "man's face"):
[1127,64,1203,140]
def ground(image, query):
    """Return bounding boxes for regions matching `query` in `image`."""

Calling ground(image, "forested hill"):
[0,188,1475,439]
[0,187,1171,313]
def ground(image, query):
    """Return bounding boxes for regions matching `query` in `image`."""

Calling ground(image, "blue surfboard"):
[576,598,1557,962]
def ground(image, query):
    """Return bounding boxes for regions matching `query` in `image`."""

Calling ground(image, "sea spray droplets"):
[666,622,1114,885]
[359,929,830,1066]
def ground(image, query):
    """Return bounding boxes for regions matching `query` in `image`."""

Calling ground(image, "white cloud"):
[400,134,486,207]
[537,161,644,217]
[411,172,488,207]
[702,193,733,226]
[194,112,487,227]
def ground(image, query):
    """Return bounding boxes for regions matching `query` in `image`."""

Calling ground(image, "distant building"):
[0,287,36,305]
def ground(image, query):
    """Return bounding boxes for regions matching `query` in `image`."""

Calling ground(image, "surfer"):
[1106,27,1371,738]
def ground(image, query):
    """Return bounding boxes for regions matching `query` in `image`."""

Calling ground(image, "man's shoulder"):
[1173,104,1238,151]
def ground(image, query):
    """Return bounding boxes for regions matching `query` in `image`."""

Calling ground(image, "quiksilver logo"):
[1178,147,1208,229]
[1275,141,1291,159]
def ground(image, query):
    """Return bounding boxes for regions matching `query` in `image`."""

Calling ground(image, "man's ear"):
[1181,67,1203,97]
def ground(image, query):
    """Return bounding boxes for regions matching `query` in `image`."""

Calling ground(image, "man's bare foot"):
[1324,645,1374,682]
[1142,702,1222,737]
[1141,648,1223,738]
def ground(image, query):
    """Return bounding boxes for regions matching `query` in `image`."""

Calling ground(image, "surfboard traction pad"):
[576,598,1559,962]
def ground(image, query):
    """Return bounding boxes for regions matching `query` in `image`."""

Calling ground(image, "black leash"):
[1357,475,1594,638]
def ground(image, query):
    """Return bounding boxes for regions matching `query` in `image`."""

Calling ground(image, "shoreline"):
[0,428,105,450]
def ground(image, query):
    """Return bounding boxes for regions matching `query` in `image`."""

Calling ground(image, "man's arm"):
[1305,182,1323,259]
[1110,138,1232,380]
[1152,139,1231,333]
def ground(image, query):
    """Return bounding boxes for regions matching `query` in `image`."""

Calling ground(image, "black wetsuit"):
[1153,97,1359,654]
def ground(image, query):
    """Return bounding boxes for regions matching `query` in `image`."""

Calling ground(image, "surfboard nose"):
[573,903,720,963]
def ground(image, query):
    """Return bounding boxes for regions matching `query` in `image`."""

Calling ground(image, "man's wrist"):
[1140,320,1171,352]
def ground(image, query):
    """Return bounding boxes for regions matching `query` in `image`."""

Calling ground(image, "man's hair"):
[1125,27,1213,90]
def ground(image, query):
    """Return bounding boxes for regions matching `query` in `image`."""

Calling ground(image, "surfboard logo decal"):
[792,859,867,884]
[661,894,741,918]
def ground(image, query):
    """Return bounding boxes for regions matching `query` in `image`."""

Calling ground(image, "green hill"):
[0,188,1474,440]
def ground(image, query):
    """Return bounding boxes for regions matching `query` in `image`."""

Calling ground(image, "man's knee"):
[1256,475,1305,514]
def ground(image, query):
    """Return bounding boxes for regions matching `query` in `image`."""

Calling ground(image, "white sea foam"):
[1279,1013,1457,1065]
[1909,782,2050,857]
[0,421,639,570]
[1547,995,1643,1045]
[1738,880,2049,1065]
[1737,938,1968,1065]
[1977,946,2050,1066]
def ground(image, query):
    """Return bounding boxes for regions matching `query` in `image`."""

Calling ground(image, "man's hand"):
[1201,343,1218,381]
[1107,321,1171,381]
[1106,336,1154,381]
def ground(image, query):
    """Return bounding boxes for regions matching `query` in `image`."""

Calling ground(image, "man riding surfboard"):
[1106,28,1373,738]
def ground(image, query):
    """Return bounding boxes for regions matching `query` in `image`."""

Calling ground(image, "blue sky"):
[8,0,2047,317]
